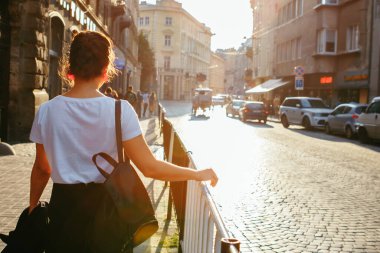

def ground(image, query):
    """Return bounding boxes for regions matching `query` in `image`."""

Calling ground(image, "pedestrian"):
[111,89,119,99]
[125,86,137,108]
[142,91,149,117]
[136,90,143,119]
[104,86,113,98]
[28,31,218,253]
[149,91,157,116]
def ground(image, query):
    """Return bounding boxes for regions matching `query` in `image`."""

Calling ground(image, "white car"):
[356,96,380,143]
[279,97,333,129]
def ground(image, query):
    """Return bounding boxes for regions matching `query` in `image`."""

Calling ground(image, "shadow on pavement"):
[288,127,380,152]
[189,114,210,121]
[243,121,274,129]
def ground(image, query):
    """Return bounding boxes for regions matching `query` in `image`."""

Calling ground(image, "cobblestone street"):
[162,101,380,253]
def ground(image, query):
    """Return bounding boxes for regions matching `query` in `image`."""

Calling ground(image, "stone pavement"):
[0,115,178,253]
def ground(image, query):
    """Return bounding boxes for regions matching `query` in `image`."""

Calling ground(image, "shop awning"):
[245,79,289,94]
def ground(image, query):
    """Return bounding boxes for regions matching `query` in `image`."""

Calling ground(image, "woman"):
[29,31,218,252]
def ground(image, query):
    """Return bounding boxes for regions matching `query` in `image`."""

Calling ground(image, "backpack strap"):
[115,100,124,163]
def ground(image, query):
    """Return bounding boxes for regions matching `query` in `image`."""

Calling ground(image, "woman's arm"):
[29,143,51,213]
[123,135,218,186]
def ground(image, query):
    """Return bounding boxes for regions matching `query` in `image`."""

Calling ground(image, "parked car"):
[356,96,380,143]
[226,99,245,117]
[325,103,367,139]
[279,97,333,129]
[212,95,225,107]
[238,101,268,123]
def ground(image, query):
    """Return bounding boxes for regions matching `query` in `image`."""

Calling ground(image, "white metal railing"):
[181,157,239,253]
[162,114,239,253]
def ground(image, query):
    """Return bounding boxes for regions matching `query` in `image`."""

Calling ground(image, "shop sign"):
[320,76,333,84]
[58,0,97,31]
[344,74,368,82]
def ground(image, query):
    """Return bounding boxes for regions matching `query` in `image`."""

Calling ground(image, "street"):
[161,101,380,253]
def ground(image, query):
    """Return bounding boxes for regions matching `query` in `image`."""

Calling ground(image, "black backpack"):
[0,202,49,253]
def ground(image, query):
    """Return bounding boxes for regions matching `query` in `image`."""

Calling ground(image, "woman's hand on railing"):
[196,168,218,187]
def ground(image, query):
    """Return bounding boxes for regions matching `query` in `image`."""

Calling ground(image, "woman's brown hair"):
[60,31,118,84]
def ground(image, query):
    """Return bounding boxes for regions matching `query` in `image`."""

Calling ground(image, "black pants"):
[47,183,132,253]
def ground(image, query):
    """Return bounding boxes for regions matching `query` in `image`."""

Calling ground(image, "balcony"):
[314,0,340,10]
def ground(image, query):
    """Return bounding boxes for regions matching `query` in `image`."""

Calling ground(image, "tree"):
[138,32,155,92]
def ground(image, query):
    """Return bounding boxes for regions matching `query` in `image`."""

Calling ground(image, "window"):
[302,99,328,108]
[367,102,380,113]
[165,17,172,26]
[332,106,346,115]
[296,37,302,58]
[296,0,303,16]
[164,56,171,70]
[346,25,359,51]
[317,29,337,54]
[377,0,380,18]
[342,106,352,114]
[164,35,171,47]
[145,16,149,25]
[139,17,144,26]
[355,106,367,114]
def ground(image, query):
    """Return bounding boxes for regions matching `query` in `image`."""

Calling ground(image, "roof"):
[245,79,289,94]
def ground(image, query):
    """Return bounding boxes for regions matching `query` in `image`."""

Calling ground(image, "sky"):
[141,0,253,51]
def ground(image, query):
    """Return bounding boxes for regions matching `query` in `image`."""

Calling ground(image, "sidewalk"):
[267,114,280,123]
[0,116,179,253]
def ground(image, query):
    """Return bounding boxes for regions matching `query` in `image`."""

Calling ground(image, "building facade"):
[217,44,251,97]
[138,0,213,100]
[0,0,139,142]
[209,52,226,94]
[250,0,380,106]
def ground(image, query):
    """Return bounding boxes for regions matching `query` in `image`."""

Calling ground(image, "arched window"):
[48,16,64,99]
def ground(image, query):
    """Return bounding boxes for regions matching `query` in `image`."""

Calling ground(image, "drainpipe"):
[368,0,374,102]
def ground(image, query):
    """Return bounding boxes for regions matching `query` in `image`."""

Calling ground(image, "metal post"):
[221,238,240,253]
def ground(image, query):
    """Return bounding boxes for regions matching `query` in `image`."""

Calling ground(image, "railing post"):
[221,238,240,253]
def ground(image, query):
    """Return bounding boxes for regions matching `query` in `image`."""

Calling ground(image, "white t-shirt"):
[30,95,142,184]
[142,93,149,104]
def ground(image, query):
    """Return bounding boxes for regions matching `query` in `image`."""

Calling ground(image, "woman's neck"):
[63,79,105,98]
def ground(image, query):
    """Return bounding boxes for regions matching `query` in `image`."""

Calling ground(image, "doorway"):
[0,0,11,141]
[48,17,64,99]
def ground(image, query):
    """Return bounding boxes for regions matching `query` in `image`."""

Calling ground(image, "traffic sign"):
[295,76,304,90]
[294,66,305,76]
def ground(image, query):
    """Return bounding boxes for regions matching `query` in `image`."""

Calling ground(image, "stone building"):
[0,0,139,142]
[138,0,213,100]
[249,0,380,106]
[209,52,226,95]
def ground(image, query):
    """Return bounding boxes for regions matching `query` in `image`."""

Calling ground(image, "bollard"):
[221,238,240,253]
[0,142,16,156]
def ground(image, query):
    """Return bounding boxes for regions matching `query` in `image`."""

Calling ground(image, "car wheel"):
[281,115,289,128]
[226,111,229,117]
[302,117,312,130]
[263,119,267,124]
[345,126,353,139]
[358,127,370,144]
[325,123,331,134]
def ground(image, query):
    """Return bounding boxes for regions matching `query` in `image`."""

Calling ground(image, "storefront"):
[335,70,369,104]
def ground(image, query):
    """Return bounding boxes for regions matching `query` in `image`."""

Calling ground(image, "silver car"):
[226,99,245,117]
[356,97,380,143]
[325,103,367,139]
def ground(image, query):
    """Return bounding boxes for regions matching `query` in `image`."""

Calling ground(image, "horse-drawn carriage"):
[192,88,213,116]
